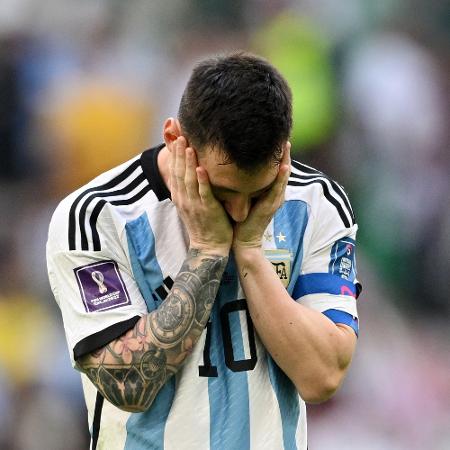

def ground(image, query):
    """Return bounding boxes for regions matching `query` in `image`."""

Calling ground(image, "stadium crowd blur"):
[0,1,449,449]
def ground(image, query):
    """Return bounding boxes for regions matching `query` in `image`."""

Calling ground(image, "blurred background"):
[0,0,449,449]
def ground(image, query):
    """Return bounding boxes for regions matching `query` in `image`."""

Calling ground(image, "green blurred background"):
[0,1,449,449]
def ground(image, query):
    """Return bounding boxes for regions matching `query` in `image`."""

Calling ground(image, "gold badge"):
[264,249,292,287]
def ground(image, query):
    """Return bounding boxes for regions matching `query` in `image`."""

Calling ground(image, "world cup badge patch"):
[264,249,292,288]
[74,260,131,312]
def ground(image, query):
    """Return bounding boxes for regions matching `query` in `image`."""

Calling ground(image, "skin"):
[78,117,356,411]
[77,121,232,412]
[78,250,228,413]
[161,118,357,403]
[233,249,357,402]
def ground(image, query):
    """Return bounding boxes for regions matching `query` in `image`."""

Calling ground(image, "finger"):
[261,161,290,208]
[169,140,178,200]
[275,161,290,194]
[280,161,291,188]
[268,141,290,195]
[196,166,214,202]
[275,162,290,205]
[278,141,291,188]
[185,147,200,199]
[283,141,291,165]
[174,137,187,196]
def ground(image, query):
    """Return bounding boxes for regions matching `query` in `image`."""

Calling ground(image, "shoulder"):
[48,151,153,253]
[287,159,356,230]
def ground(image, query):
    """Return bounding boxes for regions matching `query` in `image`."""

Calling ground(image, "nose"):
[224,195,251,223]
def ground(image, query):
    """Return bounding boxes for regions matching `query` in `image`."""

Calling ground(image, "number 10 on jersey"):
[199,299,258,377]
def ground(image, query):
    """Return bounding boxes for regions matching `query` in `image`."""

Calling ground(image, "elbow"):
[300,383,339,404]
[78,368,159,413]
[114,403,149,413]
[296,371,345,404]
[102,390,157,413]
[107,383,161,413]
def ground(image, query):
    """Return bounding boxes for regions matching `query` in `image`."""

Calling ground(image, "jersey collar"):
[140,144,171,202]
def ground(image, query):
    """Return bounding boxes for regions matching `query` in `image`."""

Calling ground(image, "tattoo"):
[149,286,195,345]
[78,249,228,412]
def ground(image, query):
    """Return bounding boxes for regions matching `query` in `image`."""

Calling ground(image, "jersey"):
[46,144,361,450]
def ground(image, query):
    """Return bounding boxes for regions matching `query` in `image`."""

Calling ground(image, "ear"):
[163,118,182,151]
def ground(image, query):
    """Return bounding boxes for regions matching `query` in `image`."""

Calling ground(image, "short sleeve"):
[46,200,148,367]
[294,185,361,334]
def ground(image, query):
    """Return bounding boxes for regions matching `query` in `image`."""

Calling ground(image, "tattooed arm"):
[77,248,228,412]
[78,135,234,411]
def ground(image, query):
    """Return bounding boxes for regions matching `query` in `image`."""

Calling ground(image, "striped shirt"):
[47,144,360,450]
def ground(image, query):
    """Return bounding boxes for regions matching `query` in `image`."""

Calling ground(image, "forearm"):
[234,247,356,403]
[78,248,228,412]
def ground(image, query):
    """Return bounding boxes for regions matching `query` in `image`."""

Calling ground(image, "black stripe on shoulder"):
[73,316,141,361]
[290,172,355,222]
[78,173,146,250]
[291,161,354,212]
[290,160,355,225]
[326,179,354,221]
[291,159,321,175]
[89,184,152,251]
[288,177,353,228]
[68,159,140,250]
[91,392,104,450]
[74,145,168,251]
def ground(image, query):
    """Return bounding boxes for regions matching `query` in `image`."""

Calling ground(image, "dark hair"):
[178,52,292,172]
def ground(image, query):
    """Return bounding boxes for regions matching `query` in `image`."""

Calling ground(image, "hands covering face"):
[169,137,233,255]
[232,142,291,250]
[169,137,291,253]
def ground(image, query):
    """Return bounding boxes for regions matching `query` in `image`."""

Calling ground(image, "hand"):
[170,137,233,255]
[232,142,291,252]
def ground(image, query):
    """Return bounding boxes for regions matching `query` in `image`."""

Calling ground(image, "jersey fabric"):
[46,144,361,450]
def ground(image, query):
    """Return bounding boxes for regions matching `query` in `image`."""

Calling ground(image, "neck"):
[157,145,171,192]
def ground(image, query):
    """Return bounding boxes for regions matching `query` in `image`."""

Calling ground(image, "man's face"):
[197,148,280,223]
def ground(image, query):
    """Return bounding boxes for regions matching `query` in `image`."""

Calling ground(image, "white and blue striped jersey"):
[47,144,360,450]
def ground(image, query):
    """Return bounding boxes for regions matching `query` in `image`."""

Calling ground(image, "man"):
[47,52,360,450]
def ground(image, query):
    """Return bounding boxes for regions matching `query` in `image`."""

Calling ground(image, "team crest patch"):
[264,249,292,287]
[329,238,356,281]
[74,260,131,313]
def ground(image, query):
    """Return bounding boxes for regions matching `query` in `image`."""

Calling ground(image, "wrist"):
[232,245,264,264]
[232,237,262,253]
[188,244,230,258]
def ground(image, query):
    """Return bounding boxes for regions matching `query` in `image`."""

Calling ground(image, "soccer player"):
[47,52,360,450]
